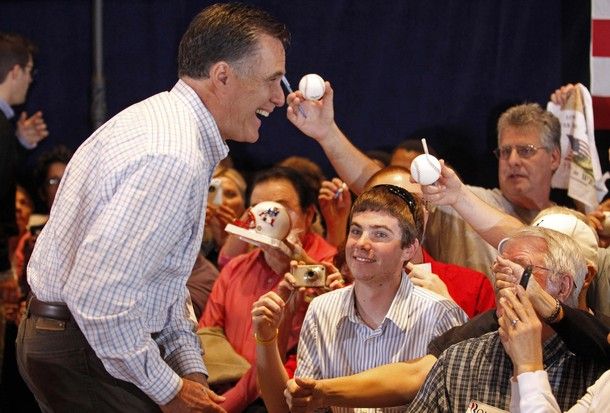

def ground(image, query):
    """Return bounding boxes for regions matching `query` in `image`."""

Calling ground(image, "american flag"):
[592,0,610,129]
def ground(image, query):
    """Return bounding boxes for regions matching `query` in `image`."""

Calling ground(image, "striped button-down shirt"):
[407,331,607,413]
[295,273,468,413]
[27,80,228,404]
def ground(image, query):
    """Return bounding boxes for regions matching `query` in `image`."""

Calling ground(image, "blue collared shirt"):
[28,79,229,404]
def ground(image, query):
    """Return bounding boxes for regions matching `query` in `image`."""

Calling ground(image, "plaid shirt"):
[408,331,606,413]
[28,80,229,404]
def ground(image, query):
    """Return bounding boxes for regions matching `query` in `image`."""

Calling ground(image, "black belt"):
[28,295,72,321]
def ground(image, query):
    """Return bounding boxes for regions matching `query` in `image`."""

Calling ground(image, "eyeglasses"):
[493,144,545,160]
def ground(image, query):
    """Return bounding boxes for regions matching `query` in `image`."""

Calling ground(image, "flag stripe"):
[593,96,610,130]
[591,57,610,96]
[592,20,610,56]
[593,0,610,19]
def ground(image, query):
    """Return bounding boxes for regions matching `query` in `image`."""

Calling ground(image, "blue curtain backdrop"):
[1,0,596,192]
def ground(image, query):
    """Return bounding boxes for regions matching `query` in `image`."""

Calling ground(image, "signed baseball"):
[298,73,325,101]
[410,154,441,185]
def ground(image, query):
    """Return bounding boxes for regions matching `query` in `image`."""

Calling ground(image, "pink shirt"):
[200,232,336,412]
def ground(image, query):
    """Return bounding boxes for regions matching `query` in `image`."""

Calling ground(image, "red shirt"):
[422,248,496,318]
[200,232,336,412]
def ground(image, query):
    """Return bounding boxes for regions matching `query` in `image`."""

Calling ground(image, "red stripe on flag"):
[592,19,610,57]
[593,96,610,130]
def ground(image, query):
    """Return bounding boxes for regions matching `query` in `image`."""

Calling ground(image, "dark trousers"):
[1,320,41,412]
[16,310,161,413]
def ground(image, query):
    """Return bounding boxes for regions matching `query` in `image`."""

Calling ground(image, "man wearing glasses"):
[407,227,605,413]
[284,78,562,275]
[423,103,561,275]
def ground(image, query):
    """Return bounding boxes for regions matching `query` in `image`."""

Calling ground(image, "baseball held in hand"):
[410,154,441,185]
[299,74,325,101]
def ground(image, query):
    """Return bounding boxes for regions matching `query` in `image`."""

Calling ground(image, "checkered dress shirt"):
[407,331,606,413]
[27,80,228,404]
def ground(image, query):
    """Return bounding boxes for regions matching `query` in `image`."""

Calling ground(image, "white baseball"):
[410,154,441,185]
[298,73,325,100]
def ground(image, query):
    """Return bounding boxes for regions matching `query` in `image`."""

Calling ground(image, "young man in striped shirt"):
[254,184,467,413]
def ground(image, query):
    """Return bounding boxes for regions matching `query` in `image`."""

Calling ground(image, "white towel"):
[547,84,609,212]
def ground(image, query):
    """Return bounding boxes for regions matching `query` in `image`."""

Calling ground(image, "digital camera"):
[208,178,223,205]
[292,264,326,288]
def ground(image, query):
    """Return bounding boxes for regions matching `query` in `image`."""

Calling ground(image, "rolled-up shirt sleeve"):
[63,155,203,405]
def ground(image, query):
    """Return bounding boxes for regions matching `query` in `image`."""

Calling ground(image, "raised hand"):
[406,262,452,301]
[497,286,543,377]
[419,160,465,207]
[318,178,351,247]
[286,82,336,143]
[16,111,48,147]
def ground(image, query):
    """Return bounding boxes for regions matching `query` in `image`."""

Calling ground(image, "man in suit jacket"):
[0,32,47,378]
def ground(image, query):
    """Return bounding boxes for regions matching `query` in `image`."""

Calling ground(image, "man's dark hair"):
[0,33,37,83]
[178,2,290,79]
[34,145,72,188]
[351,185,420,249]
[250,166,316,212]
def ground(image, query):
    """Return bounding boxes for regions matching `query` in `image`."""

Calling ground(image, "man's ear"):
[6,64,21,81]
[557,273,574,301]
[550,146,561,172]
[401,238,420,264]
[208,61,231,88]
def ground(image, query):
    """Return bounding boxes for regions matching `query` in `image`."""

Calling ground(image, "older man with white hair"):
[407,227,607,412]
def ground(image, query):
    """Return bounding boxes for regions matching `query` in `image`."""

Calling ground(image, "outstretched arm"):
[314,356,436,407]
[286,82,380,195]
[421,160,524,248]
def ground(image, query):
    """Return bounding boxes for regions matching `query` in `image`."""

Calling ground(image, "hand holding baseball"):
[286,80,336,143]
[418,160,465,207]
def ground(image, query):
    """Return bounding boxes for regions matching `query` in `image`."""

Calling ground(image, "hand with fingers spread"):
[284,377,325,413]
[406,262,452,301]
[497,286,544,377]
[16,111,49,148]
[206,204,240,247]
[286,81,336,143]
[318,178,351,248]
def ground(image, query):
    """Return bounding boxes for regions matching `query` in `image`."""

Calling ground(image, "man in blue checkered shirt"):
[16,3,289,413]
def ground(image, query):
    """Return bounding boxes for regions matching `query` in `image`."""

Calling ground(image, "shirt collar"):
[0,98,14,119]
[170,79,229,165]
[344,271,414,329]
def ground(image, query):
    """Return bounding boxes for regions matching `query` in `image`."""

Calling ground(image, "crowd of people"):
[1,2,609,413]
